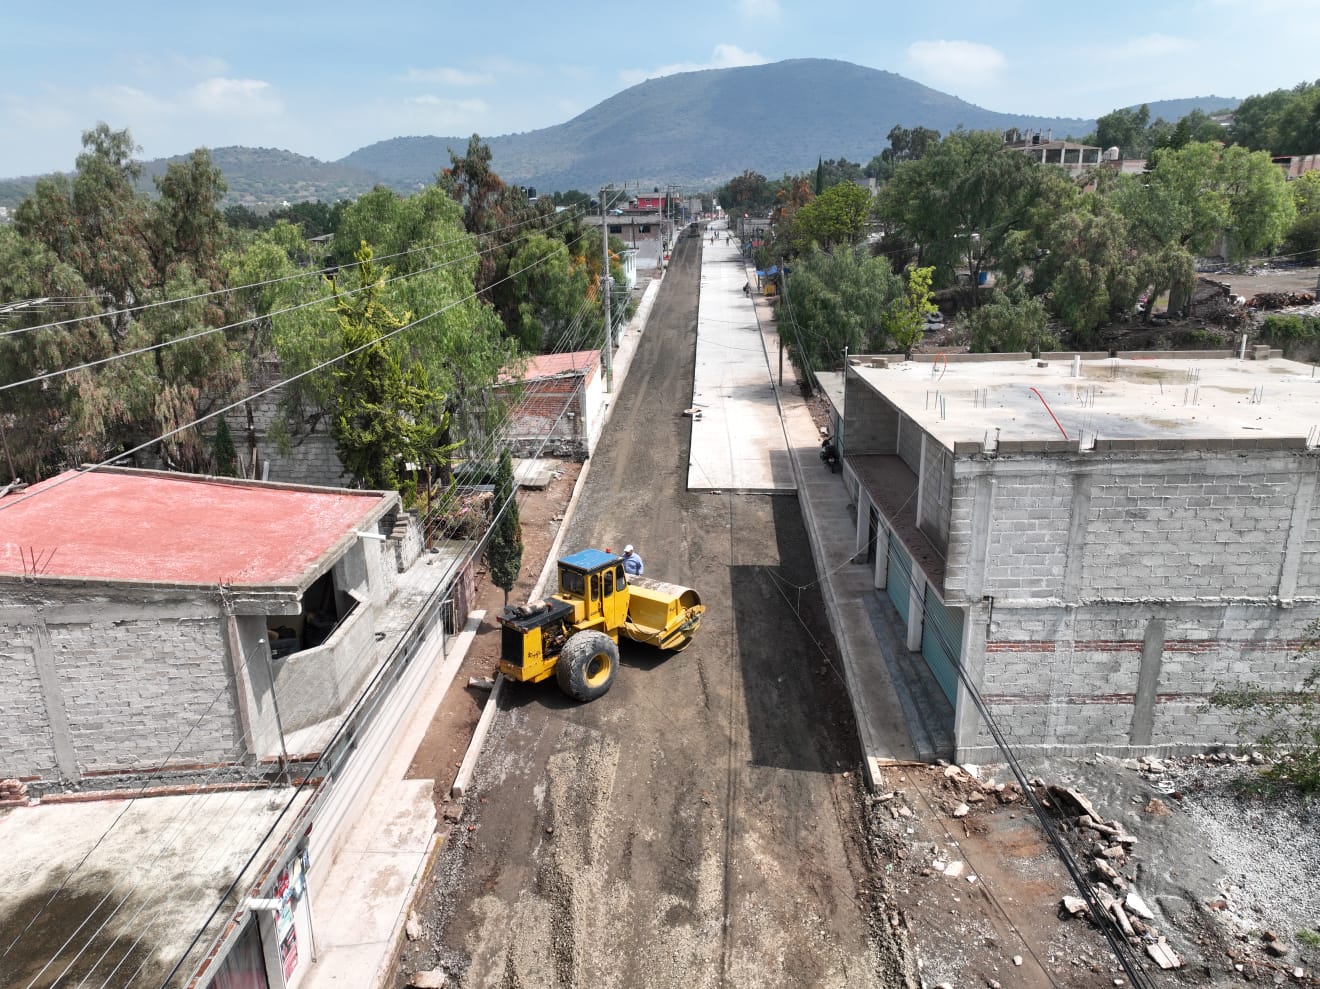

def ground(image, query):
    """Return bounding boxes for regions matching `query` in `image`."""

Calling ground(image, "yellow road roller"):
[496,548,705,701]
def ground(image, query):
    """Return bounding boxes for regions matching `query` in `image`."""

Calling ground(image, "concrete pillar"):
[1062,473,1094,601]
[1129,617,1166,748]
[952,600,988,760]
[854,493,871,561]
[1278,469,1318,600]
[874,525,890,589]
[915,435,928,530]
[906,579,924,652]
[32,620,79,780]
[966,475,996,598]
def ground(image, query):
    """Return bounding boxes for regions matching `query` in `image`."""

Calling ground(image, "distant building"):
[1274,154,1320,179]
[1005,129,1104,177]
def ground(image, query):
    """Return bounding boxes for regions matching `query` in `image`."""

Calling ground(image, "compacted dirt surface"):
[395,233,907,988]
[393,240,1320,989]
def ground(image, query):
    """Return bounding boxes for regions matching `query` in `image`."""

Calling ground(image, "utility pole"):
[600,186,613,393]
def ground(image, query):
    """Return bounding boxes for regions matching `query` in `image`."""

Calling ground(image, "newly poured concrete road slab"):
[687,222,795,494]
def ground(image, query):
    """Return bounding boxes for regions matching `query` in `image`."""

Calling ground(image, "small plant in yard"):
[1210,620,1320,796]
[1297,929,1320,950]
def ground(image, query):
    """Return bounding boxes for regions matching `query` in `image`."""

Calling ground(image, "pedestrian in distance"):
[621,544,644,578]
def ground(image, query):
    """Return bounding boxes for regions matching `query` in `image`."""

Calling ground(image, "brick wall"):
[897,412,923,474]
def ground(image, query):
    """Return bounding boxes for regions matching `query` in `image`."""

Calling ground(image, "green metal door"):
[886,537,911,623]
[921,591,963,706]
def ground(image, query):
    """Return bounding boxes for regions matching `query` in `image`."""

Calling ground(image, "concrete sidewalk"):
[691,217,937,786]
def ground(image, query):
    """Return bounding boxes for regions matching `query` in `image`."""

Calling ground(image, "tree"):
[715,170,774,215]
[883,265,936,360]
[1088,104,1150,158]
[1210,619,1320,795]
[488,449,523,605]
[1284,171,1320,262]
[961,288,1057,355]
[786,182,872,252]
[212,417,238,477]
[781,245,903,375]
[876,129,1044,303]
[329,245,450,499]
[1230,81,1320,155]
[506,233,594,352]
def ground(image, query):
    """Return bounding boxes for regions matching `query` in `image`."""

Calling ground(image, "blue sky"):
[3,0,1317,178]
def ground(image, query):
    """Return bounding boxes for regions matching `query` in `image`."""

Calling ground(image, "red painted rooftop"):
[500,350,600,383]
[0,470,391,586]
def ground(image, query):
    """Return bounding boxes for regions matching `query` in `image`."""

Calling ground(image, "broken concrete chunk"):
[943,860,965,878]
[1109,901,1135,939]
[409,970,448,988]
[952,802,970,818]
[1265,940,1291,958]
[1049,785,1103,821]
[1146,941,1182,969]
[1062,895,1088,916]
[405,910,422,941]
[1124,892,1155,921]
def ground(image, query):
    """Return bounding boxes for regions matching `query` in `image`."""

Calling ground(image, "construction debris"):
[1146,940,1182,970]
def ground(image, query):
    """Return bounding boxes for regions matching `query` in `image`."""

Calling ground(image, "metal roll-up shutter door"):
[921,591,964,707]
[886,537,912,624]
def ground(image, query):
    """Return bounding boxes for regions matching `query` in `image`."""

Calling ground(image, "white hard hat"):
[623,545,634,554]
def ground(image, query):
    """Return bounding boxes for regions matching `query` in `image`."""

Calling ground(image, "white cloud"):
[185,78,282,117]
[404,66,495,86]
[1110,33,1194,60]
[905,40,1006,91]
[89,84,173,118]
[407,95,490,127]
[619,44,766,86]
[736,0,781,17]
[122,52,230,80]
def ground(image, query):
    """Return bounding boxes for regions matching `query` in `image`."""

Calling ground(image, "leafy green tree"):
[488,449,523,605]
[212,416,238,476]
[329,245,450,498]
[1210,619,1320,795]
[1284,171,1320,262]
[506,233,594,352]
[883,265,936,360]
[876,129,1043,303]
[962,288,1057,355]
[1087,104,1150,157]
[151,148,230,285]
[782,245,903,375]
[787,182,872,252]
[715,170,774,215]
[1230,81,1320,154]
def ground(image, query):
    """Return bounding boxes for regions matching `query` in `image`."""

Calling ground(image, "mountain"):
[0,59,1240,207]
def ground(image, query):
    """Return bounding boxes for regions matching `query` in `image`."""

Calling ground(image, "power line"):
[0,206,584,339]
[0,207,585,394]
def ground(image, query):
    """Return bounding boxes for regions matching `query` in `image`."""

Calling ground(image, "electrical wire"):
[0,207,586,394]
[0,206,585,339]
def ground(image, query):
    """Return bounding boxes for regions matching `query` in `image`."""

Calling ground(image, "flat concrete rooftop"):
[0,467,392,586]
[850,353,1320,453]
[0,786,311,988]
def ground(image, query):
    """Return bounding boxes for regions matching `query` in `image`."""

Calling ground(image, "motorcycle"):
[819,439,839,473]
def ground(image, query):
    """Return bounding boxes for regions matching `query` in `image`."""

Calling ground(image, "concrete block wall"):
[956,600,1320,760]
[842,373,898,456]
[896,412,923,474]
[917,438,952,556]
[0,614,240,779]
[272,602,379,733]
[0,629,60,778]
[944,450,1319,604]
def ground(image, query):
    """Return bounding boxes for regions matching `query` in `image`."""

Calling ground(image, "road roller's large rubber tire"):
[556,630,619,702]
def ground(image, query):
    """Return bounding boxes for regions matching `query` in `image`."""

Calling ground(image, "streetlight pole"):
[600,186,613,393]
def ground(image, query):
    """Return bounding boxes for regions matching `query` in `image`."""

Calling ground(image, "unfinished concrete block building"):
[835,351,1320,761]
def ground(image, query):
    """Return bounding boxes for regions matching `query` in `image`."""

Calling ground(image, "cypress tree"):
[212,416,238,477]
[488,449,523,604]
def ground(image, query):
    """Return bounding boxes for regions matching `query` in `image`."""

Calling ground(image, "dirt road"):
[398,233,905,987]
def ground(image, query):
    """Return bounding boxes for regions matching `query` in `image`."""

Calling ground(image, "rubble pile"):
[1246,290,1317,310]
